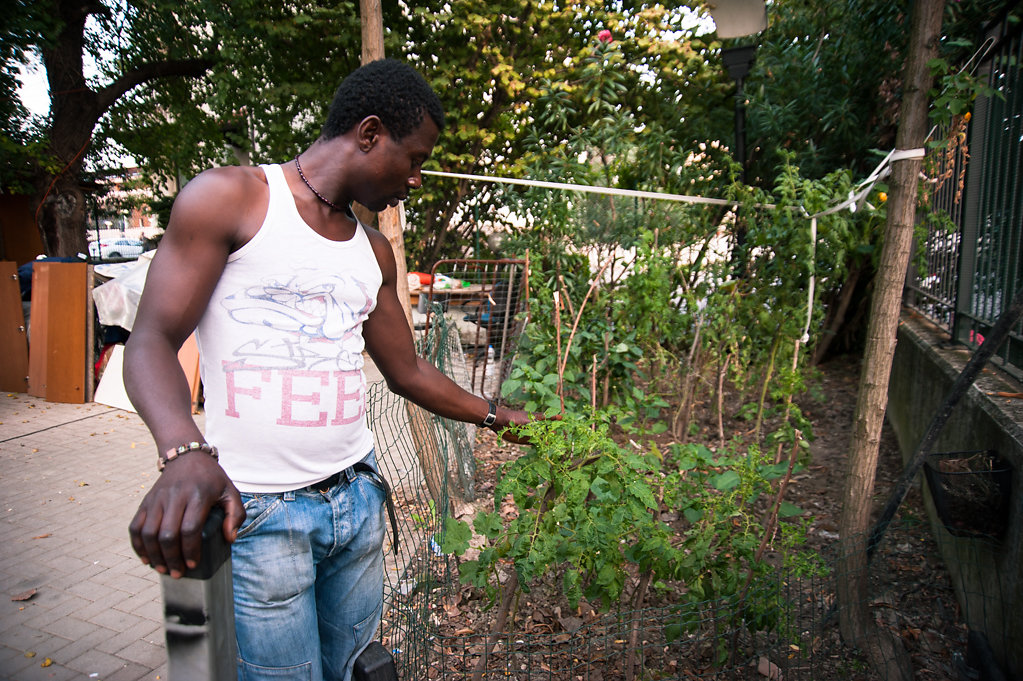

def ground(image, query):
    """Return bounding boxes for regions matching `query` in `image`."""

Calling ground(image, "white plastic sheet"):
[91,251,155,332]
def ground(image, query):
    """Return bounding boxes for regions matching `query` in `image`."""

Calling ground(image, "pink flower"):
[597,29,612,44]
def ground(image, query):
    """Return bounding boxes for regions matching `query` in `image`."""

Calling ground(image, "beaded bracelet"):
[158,441,219,471]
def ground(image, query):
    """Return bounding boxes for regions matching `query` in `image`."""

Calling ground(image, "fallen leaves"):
[442,593,462,618]
[11,588,37,602]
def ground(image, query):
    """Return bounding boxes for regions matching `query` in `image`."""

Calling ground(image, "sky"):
[17,59,50,116]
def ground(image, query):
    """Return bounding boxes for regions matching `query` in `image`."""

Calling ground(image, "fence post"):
[157,506,237,681]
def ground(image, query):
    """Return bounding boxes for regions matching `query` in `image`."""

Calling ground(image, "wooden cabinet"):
[0,262,30,392]
[27,261,91,403]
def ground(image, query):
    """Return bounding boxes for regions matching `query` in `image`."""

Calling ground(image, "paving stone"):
[0,644,37,677]
[93,626,153,657]
[63,647,130,678]
[86,608,146,635]
[0,396,169,681]
[0,624,52,652]
[74,591,137,624]
[64,579,120,604]
[5,659,79,681]
[47,627,114,668]
[103,661,154,681]
[38,616,97,642]
[92,570,151,596]
[18,593,92,632]
[113,638,166,669]
[113,593,161,622]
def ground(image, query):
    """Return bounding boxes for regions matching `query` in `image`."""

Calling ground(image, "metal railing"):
[420,258,529,401]
[905,13,1023,379]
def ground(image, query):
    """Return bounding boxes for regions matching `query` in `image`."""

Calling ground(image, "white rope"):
[802,216,817,344]
[425,146,923,220]
[423,170,741,207]
[889,148,926,162]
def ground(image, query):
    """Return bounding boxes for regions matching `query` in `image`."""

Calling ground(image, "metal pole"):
[158,507,237,681]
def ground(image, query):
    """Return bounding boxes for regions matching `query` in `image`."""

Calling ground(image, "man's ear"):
[357,115,383,153]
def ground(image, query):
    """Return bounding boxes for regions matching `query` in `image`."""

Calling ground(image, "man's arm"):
[125,168,261,578]
[362,229,531,435]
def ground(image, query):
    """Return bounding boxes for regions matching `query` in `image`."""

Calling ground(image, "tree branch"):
[95,57,216,111]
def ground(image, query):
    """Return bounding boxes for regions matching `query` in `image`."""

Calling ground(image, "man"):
[126,59,531,680]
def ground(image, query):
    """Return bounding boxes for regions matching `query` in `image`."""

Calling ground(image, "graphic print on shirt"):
[217,269,374,427]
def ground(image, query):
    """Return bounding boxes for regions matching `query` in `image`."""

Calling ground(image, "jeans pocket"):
[236,494,283,540]
[355,471,386,497]
[238,658,313,681]
[352,603,384,659]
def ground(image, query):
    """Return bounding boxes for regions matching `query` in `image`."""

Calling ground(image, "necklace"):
[294,155,345,212]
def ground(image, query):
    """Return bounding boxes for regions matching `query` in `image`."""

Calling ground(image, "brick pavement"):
[0,392,178,681]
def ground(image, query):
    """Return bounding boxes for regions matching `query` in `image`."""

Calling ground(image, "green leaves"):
[712,470,741,491]
[778,501,803,518]
[439,516,472,556]
[440,414,817,627]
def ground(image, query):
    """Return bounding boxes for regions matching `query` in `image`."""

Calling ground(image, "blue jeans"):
[232,451,386,681]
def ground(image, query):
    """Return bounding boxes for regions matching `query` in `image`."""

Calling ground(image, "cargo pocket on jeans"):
[352,603,383,659]
[238,658,313,680]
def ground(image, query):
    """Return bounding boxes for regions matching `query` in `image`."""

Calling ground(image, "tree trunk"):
[836,1,943,679]
[31,0,214,257]
[358,0,471,514]
[359,0,384,65]
[35,0,101,257]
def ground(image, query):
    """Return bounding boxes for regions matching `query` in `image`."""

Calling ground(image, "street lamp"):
[706,1,766,276]
[707,0,766,181]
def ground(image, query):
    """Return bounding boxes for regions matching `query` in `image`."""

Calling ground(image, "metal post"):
[721,44,757,183]
[158,506,237,681]
[722,44,757,277]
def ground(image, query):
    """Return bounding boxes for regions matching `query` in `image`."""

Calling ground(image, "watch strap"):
[479,400,498,428]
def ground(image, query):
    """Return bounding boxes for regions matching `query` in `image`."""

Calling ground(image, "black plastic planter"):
[923,450,1012,540]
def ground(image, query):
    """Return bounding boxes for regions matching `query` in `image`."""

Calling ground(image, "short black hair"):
[321,59,445,141]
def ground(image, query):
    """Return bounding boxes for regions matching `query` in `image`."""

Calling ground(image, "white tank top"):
[195,163,382,493]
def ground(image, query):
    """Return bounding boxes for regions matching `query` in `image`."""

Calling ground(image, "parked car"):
[88,238,145,260]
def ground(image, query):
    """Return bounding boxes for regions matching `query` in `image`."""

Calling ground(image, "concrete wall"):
[887,311,1022,677]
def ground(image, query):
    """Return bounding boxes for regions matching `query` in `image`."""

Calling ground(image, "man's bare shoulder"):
[363,224,397,272]
[176,165,268,205]
[168,166,270,243]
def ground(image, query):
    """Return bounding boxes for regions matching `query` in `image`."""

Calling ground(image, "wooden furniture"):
[0,261,30,392]
[27,261,91,403]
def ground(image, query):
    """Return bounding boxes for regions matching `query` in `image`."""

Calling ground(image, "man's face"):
[360,115,440,213]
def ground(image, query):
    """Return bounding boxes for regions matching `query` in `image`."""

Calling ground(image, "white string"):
[802,216,817,344]
[424,147,923,220]
[423,170,745,207]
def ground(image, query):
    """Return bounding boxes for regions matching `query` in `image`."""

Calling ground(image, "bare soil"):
[422,354,970,680]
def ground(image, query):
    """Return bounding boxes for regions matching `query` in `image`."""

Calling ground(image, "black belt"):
[309,463,400,553]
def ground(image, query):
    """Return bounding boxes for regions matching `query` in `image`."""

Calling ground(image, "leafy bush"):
[442,414,825,642]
